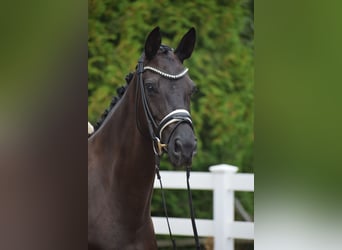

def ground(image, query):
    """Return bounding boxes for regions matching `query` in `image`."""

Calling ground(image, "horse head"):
[139,27,197,167]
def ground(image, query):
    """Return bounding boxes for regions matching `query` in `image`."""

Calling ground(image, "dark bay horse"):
[88,27,197,250]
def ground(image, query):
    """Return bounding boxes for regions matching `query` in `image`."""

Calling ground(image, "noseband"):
[136,59,193,156]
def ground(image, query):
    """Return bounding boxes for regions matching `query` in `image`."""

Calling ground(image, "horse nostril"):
[174,139,182,154]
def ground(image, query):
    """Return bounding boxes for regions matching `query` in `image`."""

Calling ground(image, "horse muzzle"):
[167,124,197,167]
[155,109,196,167]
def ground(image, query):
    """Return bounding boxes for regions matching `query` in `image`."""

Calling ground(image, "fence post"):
[209,164,238,250]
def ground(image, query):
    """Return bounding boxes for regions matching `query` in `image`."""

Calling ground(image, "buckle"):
[154,137,167,156]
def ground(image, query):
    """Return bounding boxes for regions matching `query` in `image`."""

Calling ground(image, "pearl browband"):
[144,66,188,79]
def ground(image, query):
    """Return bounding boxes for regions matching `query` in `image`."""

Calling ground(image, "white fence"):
[152,164,254,250]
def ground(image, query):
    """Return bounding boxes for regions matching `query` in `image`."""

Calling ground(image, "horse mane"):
[159,44,172,53]
[91,45,172,135]
[93,72,134,132]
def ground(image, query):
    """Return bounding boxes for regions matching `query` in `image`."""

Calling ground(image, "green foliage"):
[89,0,254,220]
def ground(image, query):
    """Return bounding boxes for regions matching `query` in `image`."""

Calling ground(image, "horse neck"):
[94,75,156,220]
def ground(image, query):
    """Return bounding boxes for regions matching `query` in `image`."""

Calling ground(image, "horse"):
[88,27,197,250]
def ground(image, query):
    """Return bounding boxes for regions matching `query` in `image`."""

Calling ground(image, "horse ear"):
[144,27,161,60]
[175,27,196,63]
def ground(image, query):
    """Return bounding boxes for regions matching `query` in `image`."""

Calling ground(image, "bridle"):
[136,56,201,250]
[136,58,193,156]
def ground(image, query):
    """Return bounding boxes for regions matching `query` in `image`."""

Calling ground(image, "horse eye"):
[145,82,157,93]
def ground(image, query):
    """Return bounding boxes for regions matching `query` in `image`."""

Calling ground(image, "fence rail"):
[152,164,254,250]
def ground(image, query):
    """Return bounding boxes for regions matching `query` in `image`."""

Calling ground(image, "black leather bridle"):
[136,58,193,156]
[136,57,201,250]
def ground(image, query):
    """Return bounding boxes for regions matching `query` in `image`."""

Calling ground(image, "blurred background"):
[88,0,254,249]
[1,0,342,249]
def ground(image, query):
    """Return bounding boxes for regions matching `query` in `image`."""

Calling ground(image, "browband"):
[144,66,188,79]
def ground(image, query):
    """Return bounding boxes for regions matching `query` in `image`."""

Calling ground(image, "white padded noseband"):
[158,109,192,141]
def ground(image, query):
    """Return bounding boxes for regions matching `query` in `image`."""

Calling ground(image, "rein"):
[136,58,201,250]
